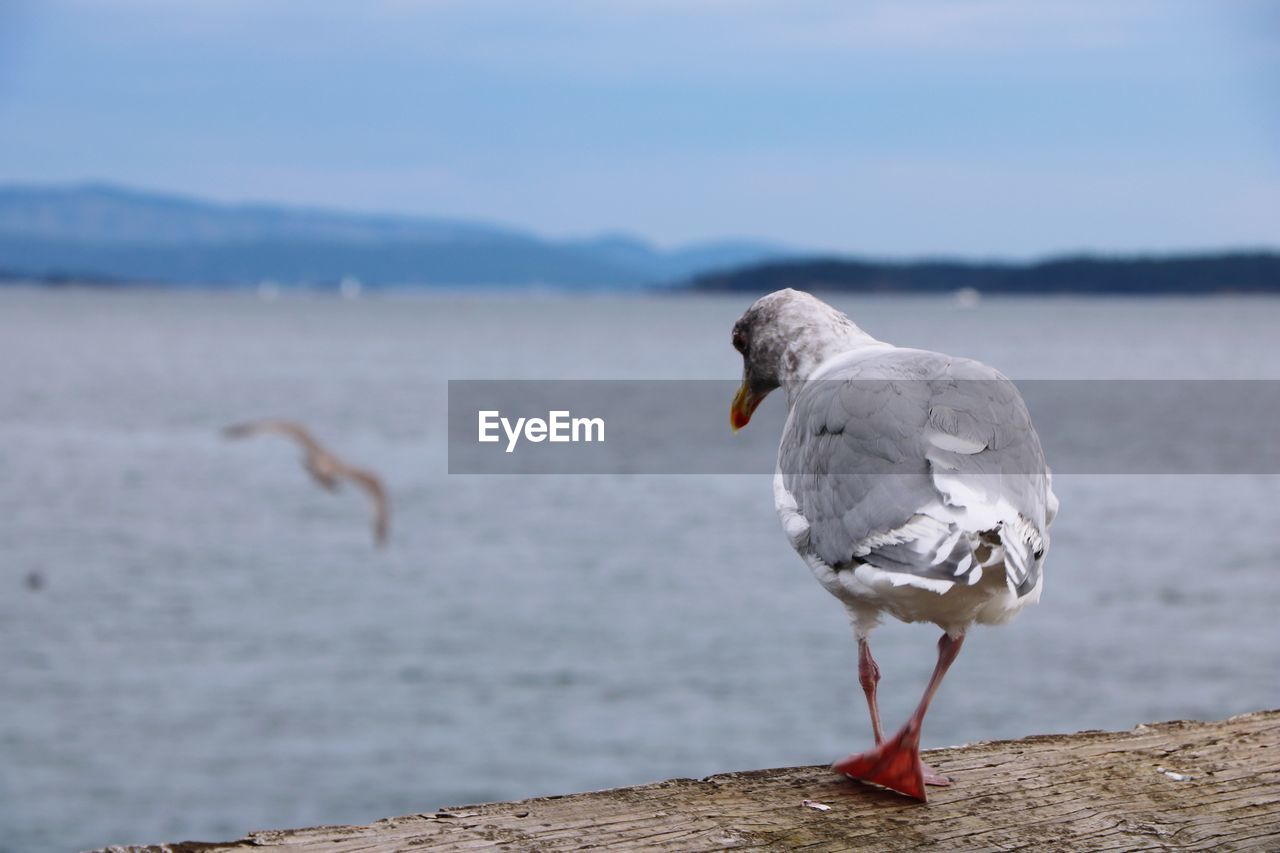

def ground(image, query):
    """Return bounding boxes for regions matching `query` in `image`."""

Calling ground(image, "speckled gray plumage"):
[778,348,1052,596]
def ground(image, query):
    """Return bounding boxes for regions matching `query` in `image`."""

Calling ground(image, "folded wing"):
[778,349,1053,597]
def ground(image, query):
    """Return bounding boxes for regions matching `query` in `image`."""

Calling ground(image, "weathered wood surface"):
[101,710,1279,852]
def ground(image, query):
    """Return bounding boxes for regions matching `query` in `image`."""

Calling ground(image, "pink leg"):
[835,632,965,801]
[857,637,885,744]
[857,637,951,788]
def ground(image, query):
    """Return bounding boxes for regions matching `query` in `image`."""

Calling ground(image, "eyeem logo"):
[478,410,605,453]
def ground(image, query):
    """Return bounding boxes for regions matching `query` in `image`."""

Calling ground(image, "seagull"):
[730,289,1057,801]
[223,419,390,547]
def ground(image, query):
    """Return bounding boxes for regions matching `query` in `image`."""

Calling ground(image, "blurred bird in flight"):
[223,419,390,547]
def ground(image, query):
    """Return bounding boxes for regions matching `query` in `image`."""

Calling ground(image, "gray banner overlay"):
[448,380,1280,474]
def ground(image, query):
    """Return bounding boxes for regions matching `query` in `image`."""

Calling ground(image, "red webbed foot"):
[832,723,929,801]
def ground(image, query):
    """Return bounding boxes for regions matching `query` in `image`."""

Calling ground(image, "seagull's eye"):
[732,330,748,354]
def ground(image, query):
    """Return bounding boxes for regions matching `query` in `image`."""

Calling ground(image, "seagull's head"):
[730,288,870,431]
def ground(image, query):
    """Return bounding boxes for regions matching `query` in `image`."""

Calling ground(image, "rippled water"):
[1,289,1278,852]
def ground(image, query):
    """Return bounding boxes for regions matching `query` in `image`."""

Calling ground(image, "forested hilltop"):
[688,252,1280,295]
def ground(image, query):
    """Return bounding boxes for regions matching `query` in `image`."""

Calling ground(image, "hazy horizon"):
[4,179,1280,263]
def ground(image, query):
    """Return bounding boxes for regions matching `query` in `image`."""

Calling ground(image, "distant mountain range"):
[0,183,787,288]
[3,184,1277,294]
[690,253,1280,295]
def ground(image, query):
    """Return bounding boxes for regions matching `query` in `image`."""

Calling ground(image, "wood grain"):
[97,709,1280,852]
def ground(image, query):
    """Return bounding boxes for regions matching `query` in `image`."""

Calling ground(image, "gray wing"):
[778,349,1053,597]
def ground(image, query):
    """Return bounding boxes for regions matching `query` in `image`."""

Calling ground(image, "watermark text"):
[478,410,605,453]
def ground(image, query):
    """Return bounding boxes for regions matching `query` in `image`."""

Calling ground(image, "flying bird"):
[730,289,1056,801]
[223,419,390,547]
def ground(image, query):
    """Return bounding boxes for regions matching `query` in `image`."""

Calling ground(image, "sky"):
[0,0,1276,256]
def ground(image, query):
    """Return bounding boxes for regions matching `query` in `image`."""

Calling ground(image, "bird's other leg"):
[833,632,965,802]
[857,637,885,745]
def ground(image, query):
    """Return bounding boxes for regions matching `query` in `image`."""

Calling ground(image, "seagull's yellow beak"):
[730,382,764,432]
